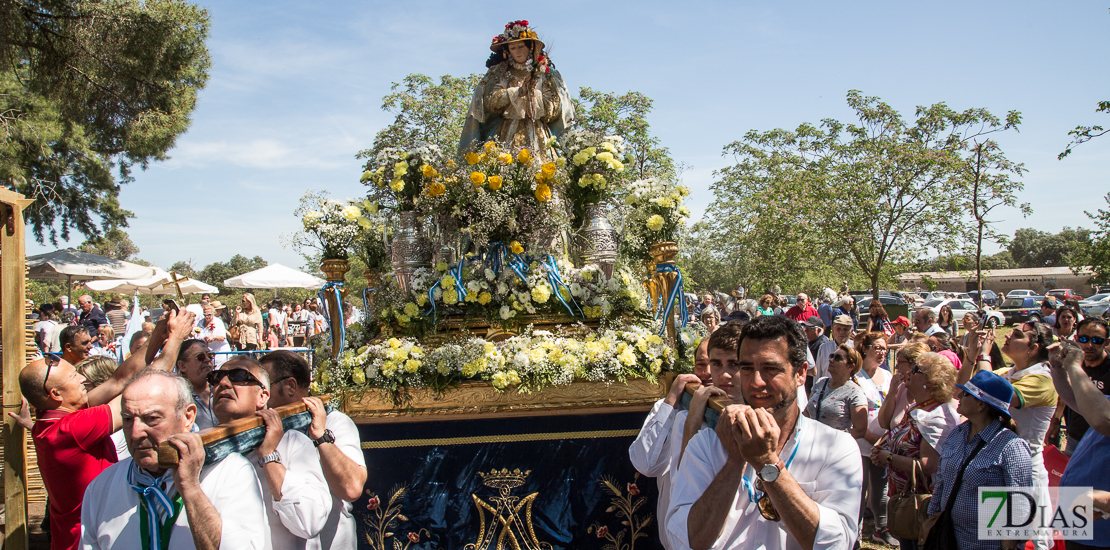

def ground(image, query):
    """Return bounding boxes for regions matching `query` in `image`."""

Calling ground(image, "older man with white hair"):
[212,356,332,550]
[80,369,267,549]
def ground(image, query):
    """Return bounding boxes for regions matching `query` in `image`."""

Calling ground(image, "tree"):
[77,227,145,263]
[1008,227,1091,268]
[709,90,1022,301]
[574,88,678,182]
[1076,195,1110,285]
[356,73,481,165]
[197,255,267,296]
[959,137,1029,306]
[1,0,211,244]
[168,260,197,278]
[1059,100,1110,160]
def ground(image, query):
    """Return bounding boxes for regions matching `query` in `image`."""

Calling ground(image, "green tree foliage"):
[1059,100,1110,160]
[1079,194,1110,284]
[958,137,1029,305]
[196,254,268,296]
[1008,227,1091,268]
[708,90,1021,300]
[77,227,146,263]
[0,0,210,244]
[574,88,677,182]
[356,73,481,164]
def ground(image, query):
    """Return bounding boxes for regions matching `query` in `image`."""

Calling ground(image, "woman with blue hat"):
[924,370,1033,550]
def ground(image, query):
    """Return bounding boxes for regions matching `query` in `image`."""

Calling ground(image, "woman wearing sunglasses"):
[996,322,1058,550]
[871,352,960,550]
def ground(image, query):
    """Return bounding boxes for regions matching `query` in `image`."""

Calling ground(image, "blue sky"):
[28,1,1110,273]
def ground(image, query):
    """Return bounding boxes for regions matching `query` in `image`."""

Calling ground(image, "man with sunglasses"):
[79,369,268,550]
[18,309,195,550]
[211,357,331,550]
[668,315,862,550]
[1051,318,1110,456]
[260,350,367,550]
[176,339,219,431]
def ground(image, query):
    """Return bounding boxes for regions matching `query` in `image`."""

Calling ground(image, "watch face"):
[759,463,780,482]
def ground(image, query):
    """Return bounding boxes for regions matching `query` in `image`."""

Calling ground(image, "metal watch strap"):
[312,429,335,448]
[259,450,281,467]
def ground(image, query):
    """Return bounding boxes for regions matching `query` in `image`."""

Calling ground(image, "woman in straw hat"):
[459,20,575,163]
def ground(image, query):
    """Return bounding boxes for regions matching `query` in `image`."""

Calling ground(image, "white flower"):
[500,305,515,320]
[484,268,495,281]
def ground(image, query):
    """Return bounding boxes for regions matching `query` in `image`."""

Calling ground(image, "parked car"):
[857,295,913,328]
[1084,300,1110,319]
[1080,293,1110,314]
[999,296,1047,326]
[1046,289,1084,301]
[967,290,1000,307]
[1006,289,1038,298]
[920,299,1005,328]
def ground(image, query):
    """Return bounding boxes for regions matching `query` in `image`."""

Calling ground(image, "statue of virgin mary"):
[458,20,575,164]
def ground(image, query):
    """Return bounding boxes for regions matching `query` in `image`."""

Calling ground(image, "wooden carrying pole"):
[1,189,33,550]
[155,395,330,469]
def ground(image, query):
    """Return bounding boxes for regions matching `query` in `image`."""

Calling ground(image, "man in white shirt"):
[260,350,368,550]
[813,315,855,381]
[630,325,739,549]
[80,369,268,549]
[198,305,231,367]
[668,315,862,550]
[212,356,332,550]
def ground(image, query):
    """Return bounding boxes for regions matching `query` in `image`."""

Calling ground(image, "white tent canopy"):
[28,248,155,281]
[84,267,218,296]
[223,263,325,289]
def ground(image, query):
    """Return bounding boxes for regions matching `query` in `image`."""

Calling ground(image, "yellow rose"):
[483,141,496,153]
[534,171,546,184]
[572,151,591,166]
[555,157,566,168]
[421,164,436,178]
[390,180,405,192]
[534,183,551,202]
[541,162,556,176]
[403,302,419,317]
[477,291,492,305]
[470,172,486,186]
[595,151,614,162]
[517,149,531,164]
[443,289,459,305]
[488,175,503,190]
[510,240,524,254]
[498,153,513,165]
[646,214,665,231]
[465,152,480,165]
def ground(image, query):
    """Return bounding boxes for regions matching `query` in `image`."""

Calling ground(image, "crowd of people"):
[17,283,1110,550]
[632,292,1110,550]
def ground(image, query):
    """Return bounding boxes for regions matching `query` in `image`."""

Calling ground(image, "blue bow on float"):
[318,281,346,358]
[424,258,469,324]
[361,285,374,325]
[540,255,582,318]
[486,241,529,284]
[654,264,689,336]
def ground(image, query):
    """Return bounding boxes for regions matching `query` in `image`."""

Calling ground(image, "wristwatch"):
[258,450,281,467]
[312,429,336,448]
[757,458,786,483]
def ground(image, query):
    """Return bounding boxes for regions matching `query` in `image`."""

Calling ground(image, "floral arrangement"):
[360,144,448,212]
[352,200,393,273]
[558,129,631,227]
[619,178,691,263]
[312,323,674,399]
[372,256,645,331]
[435,141,567,251]
[289,191,362,260]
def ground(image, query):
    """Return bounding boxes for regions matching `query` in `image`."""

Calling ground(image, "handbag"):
[228,323,240,342]
[887,458,931,540]
[920,428,993,549]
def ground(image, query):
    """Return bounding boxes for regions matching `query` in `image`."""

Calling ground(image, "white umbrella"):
[85,267,218,296]
[28,248,156,302]
[223,263,325,289]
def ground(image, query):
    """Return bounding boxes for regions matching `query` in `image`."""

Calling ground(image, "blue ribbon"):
[654,264,689,335]
[486,242,529,284]
[424,258,468,324]
[318,281,345,358]
[424,279,440,323]
[540,255,582,318]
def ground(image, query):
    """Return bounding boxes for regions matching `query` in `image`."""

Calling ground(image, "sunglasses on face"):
[206,368,264,388]
[830,353,847,362]
[1077,335,1107,345]
[43,354,61,391]
[910,365,923,376]
[194,352,214,362]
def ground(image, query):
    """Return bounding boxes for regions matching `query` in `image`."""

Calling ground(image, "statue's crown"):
[478,467,530,489]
